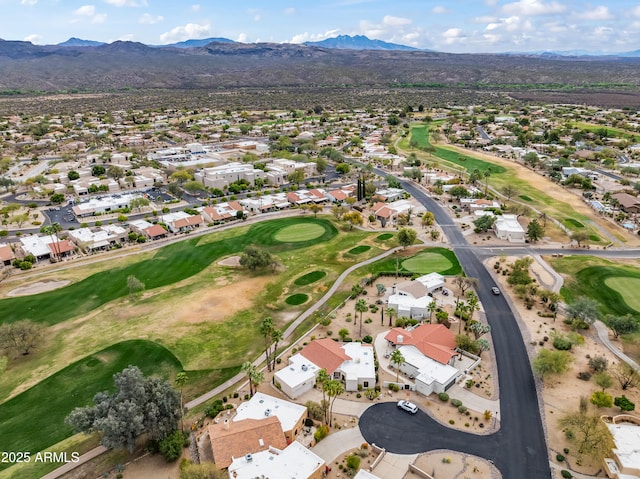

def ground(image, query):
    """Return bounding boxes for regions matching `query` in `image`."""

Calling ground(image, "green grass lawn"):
[519,195,533,202]
[294,270,327,286]
[285,293,309,305]
[0,340,182,471]
[604,277,640,313]
[409,124,506,174]
[564,218,585,228]
[0,217,338,325]
[376,233,394,241]
[402,251,454,273]
[551,256,640,316]
[273,223,327,242]
[347,245,371,255]
[368,247,462,276]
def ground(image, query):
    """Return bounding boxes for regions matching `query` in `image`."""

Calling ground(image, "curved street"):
[360,174,553,479]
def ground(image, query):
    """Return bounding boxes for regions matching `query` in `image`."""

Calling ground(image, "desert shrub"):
[552,332,573,351]
[346,455,361,470]
[438,392,449,402]
[561,470,572,478]
[314,424,329,443]
[614,395,635,412]
[204,399,225,418]
[304,418,314,427]
[590,391,613,408]
[159,431,187,462]
[588,355,608,372]
[577,371,592,381]
[458,405,468,414]
[389,383,400,392]
[451,398,463,407]
[556,454,565,462]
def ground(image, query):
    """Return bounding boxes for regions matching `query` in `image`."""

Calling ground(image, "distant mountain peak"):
[304,34,419,51]
[160,37,235,48]
[57,37,105,47]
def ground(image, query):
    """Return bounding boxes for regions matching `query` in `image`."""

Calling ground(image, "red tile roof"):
[145,224,167,238]
[328,190,347,201]
[173,214,203,229]
[300,338,351,374]
[48,240,74,255]
[385,324,456,364]
[208,416,287,468]
[0,244,14,262]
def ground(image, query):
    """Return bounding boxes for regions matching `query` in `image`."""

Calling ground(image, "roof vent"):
[264,408,271,417]
[245,454,253,462]
[397,334,404,343]
[301,364,308,371]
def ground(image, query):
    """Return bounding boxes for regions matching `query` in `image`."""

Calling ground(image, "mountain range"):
[0,35,639,93]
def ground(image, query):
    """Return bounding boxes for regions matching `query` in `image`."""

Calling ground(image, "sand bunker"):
[7,280,70,297]
[218,255,242,267]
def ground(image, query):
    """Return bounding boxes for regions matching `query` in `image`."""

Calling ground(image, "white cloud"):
[485,0,499,5]
[290,29,340,44]
[159,22,212,43]
[74,5,96,16]
[24,33,43,43]
[593,26,613,37]
[21,0,37,5]
[237,33,248,43]
[247,8,261,22]
[432,6,449,14]
[442,28,467,44]
[191,4,201,12]
[91,13,107,24]
[578,6,613,21]
[284,7,295,15]
[502,0,566,16]
[633,6,640,18]
[485,16,532,33]
[483,33,501,43]
[139,13,163,24]
[104,0,147,6]
[473,15,498,23]
[382,15,411,26]
[118,33,135,41]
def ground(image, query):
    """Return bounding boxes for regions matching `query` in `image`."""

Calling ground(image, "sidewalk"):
[311,428,366,464]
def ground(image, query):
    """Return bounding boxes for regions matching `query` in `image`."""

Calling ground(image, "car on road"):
[397,400,418,414]
[491,287,500,295]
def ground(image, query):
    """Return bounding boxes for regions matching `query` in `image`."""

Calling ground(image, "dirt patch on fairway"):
[179,275,272,323]
[218,255,241,267]
[6,279,70,296]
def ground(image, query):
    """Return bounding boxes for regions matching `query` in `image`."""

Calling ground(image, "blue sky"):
[2,0,640,53]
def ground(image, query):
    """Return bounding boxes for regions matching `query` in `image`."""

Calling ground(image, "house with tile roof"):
[274,338,376,399]
[208,416,287,469]
[0,243,15,266]
[233,392,307,443]
[385,324,466,396]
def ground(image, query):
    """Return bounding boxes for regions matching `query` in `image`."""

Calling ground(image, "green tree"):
[67,170,80,180]
[127,275,145,299]
[421,211,435,228]
[287,169,305,186]
[316,369,331,424]
[614,395,635,412]
[324,379,345,426]
[331,204,346,220]
[570,231,589,247]
[91,165,106,176]
[526,219,544,243]
[523,152,539,169]
[241,362,264,397]
[40,222,63,261]
[175,372,188,432]
[66,366,180,452]
[308,203,323,217]
[259,316,276,372]
[469,168,483,186]
[335,163,351,175]
[0,320,43,357]
[170,170,193,184]
[343,211,363,230]
[385,307,396,327]
[159,429,186,462]
[606,314,640,338]
[501,184,519,202]
[179,461,227,479]
[592,371,613,391]
[566,296,601,329]
[590,390,613,408]
[397,228,417,249]
[473,215,496,233]
[483,168,492,196]
[355,298,368,337]
[130,197,150,211]
[455,334,480,355]
[449,185,469,201]
[239,245,276,272]
[107,165,124,180]
[612,362,640,391]
[390,349,405,383]
[559,399,614,459]
[532,348,573,382]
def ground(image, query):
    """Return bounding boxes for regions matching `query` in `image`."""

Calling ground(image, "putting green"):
[376,233,394,241]
[604,277,640,313]
[348,245,371,255]
[402,252,454,274]
[274,223,326,242]
[286,293,309,305]
[294,270,326,286]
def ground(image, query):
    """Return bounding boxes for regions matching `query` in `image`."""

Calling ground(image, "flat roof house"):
[227,441,325,479]
[493,214,526,243]
[387,273,445,319]
[233,392,307,443]
[604,415,640,479]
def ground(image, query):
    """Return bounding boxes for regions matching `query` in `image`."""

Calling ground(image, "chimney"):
[224,418,229,430]
[397,335,403,344]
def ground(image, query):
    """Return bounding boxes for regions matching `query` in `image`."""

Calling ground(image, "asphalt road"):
[361,172,552,478]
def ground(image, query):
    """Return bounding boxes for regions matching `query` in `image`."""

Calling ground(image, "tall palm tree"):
[390,349,405,383]
[175,371,188,432]
[241,362,263,397]
[428,300,437,324]
[385,307,396,328]
[355,299,368,337]
[484,167,492,196]
[316,369,331,424]
[42,222,62,262]
[324,379,345,427]
[270,328,283,371]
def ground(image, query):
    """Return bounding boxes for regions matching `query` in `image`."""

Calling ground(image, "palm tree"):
[324,379,345,427]
[270,328,283,371]
[484,168,492,196]
[241,362,263,397]
[316,369,331,424]
[390,349,405,383]
[355,299,368,337]
[175,371,188,432]
[385,307,396,327]
[427,300,437,324]
[42,222,63,262]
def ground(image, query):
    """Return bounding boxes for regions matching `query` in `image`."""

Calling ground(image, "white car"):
[397,400,418,414]
[491,287,501,295]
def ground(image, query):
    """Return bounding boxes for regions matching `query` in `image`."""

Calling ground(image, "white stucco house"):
[386,273,445,319]
[274,338,376,399]
[493,214,526,243]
